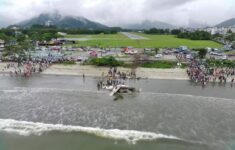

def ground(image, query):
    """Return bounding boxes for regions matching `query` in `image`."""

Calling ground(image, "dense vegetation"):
[177,31,211,40]
[143,28,213,41]
[62,27,120,35]
[192,48,208,59]
[141,60,177,69]
[225,33,235,42]
[88,56,184,69]
[206,59,235,68]
[144,28,170,34]
[61,60,76,65]
[144,28,181,35]
[89,56,124,67]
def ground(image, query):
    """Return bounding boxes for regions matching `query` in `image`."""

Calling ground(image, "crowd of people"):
[187,59,235,85]
[97,67,139,90]
[2,59,51,77]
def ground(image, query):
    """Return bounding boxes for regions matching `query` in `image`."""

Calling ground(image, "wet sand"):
[41,64,188,80]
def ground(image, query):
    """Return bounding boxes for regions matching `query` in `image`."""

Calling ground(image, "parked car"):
[186,54,192,59]
[209,51,223,56]
[76,56,84,62]
[124,50,138,55]
[144,48,152,52]
[163,51,171,55]
[155,54,163,58]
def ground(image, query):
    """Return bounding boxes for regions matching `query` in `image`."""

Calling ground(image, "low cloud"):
[0,0,234,27]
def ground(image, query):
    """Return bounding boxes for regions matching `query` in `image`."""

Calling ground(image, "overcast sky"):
[0,0,235,27]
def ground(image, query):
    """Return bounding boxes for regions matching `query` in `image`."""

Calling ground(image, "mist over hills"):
[216,18,235,28]
[16,12,108,29]
[3,11,235,30]
[123,20,176,30]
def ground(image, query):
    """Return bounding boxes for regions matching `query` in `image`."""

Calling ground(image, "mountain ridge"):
[16,13,109,29]
[215,18,235,28]
[123,20,176,29]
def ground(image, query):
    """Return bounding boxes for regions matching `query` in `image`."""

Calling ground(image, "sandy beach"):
[42,64,188,80]
[2,63,235,82]
[0,62,188,80]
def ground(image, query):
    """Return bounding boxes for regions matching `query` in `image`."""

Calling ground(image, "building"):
[45,20,53,27]
[11,26,22,36]
[229,27,235,33]
[11,26,19,30]
[205,27,231,35]
[0,39,5,51]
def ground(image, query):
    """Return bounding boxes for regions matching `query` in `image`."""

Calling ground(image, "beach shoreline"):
[0,62,188,80]
[2,63,235,83]
[41,64,189,80]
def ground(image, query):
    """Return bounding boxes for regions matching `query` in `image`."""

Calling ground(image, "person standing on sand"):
[83,74,85,80]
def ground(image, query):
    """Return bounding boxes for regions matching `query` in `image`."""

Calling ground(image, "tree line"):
[144,28,181,35]
[177,31,211,40]
[0,25,121,43]
[144,28,212,40]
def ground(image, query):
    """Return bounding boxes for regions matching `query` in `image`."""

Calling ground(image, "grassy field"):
[65,33,222,48]
[65,33,128,39]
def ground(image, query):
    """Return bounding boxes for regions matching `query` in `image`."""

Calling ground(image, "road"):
[120,32,148,40]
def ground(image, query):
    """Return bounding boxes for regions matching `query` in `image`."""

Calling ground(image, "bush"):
[141,61,177,69]
[206,59,235,68]
[61,60,76,65]
[192,49,207,59]
[90,56,124,67]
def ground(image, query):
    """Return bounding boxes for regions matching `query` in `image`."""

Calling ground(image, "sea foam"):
[0,119,179,144]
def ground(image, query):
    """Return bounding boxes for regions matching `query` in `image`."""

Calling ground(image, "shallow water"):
[0,74,235,150]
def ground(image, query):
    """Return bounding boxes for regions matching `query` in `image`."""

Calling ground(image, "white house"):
[230,27,235,33]
[0,39,5,51]
[205,27,229,35]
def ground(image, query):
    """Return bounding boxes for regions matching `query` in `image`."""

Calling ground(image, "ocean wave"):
[1,87,234,101]
[0,87,107,95]
[0,119,179,144]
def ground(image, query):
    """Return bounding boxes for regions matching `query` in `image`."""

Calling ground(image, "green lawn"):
[65,33,222,48]
[65,33,127,39]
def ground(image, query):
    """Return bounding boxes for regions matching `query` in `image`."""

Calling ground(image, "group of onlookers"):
[187,59,235,85]
[2,59,51,77]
